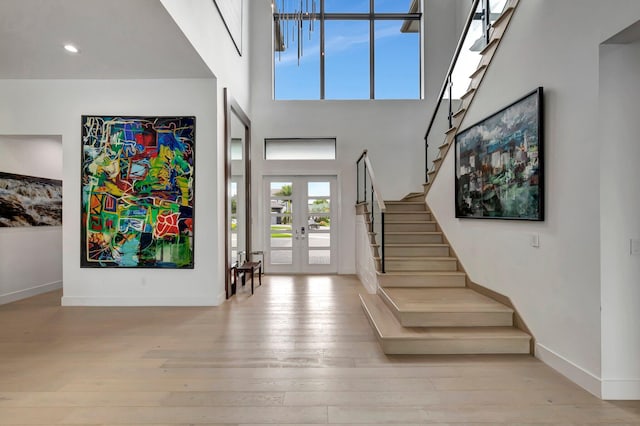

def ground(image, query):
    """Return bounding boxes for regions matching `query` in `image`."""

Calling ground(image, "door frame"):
[262,173,340,274]
[224,89,251,299]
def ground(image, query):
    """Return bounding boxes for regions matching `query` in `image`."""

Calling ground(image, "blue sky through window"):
[273,1,420,100]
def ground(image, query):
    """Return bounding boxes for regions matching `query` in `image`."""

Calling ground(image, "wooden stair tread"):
[360,294,529,341]
[384,201,426,205]
[452,108,466,118]
[479,37,500,55]
[491,5,515,28]
[380,287,513,313]
[385,231,441,235]
[385,220,436,224]
[460,87,476,100]
[385,243,448,247]
[384,211,430,215]
[469,64,488,80]
[385,256,455,260]
[379,271,465,277]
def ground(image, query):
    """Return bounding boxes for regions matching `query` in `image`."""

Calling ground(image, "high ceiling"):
[0,0,213,79]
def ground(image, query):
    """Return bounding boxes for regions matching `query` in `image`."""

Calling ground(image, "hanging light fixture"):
[272,0,316,65]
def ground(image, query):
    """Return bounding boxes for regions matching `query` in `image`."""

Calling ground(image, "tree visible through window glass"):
[272,0,421,100]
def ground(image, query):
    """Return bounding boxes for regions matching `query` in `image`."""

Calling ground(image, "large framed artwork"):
[455,87,544,220]
[0,172,62,227]
[81,116,196,268]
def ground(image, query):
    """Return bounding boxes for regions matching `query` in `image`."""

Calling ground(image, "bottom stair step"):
[360,293,531,355]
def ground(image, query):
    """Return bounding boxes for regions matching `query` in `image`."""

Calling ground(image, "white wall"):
[249,0,463,273]
[0,79,221,306]
[160,0,252,288]
[427,0,640,398]
[0,135,63,304]
[600,39,640,400]
[161,0,250,110]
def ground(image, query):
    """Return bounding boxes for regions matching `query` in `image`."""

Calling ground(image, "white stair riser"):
[384,258,458,272]
[385,212,432,221]
[386,222,437,232]
[384,203,426,212]
[378,274,466,288]
[397,312,514,327]
[385,233,443,244]
[381,338,530,355]
[402,194,425,202]
[385,245,449,257]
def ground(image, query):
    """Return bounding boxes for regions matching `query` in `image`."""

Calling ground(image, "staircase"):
[358,0,529,355]
[360,198,531,355]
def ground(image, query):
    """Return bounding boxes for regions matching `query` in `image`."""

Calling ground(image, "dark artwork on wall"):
[0,172,62,227]
[81,116,196,268]
[455,87,544,220]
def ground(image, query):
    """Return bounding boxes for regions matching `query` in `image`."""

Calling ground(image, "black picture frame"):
[455,87,544,220]
[80,115,196,268]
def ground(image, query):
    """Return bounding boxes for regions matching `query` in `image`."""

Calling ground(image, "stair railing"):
[356,150,386,273]
[424,0,506,182]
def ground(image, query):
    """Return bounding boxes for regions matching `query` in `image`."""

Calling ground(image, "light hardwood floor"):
[0,275,638,425]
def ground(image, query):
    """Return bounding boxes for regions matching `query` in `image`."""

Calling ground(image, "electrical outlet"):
[630,238,640,255]
[530,234,540,248]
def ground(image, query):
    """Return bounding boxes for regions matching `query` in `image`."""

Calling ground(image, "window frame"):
[264,137,337,160]
[273,0,422,100]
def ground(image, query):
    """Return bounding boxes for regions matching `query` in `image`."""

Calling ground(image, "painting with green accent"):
[455,88,544,221]
[81,116,195,268]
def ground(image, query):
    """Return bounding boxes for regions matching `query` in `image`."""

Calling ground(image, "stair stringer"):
[425,198,536,354]
[423,0,521,196]
[355,202,380,294]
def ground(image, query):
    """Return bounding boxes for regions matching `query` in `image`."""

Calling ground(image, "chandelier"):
[272,0,318,65]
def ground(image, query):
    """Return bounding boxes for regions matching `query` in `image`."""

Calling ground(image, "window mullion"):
[370,0,375,99]
[320,0,325,100]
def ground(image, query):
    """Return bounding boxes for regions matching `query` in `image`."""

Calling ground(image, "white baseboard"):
[215,289,227,305]
[535,342,602,398]
[602,379,640,400]
[0,280,62,305]
[61,295,221,306]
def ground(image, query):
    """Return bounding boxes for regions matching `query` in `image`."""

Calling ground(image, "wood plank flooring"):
[0,275,638,425]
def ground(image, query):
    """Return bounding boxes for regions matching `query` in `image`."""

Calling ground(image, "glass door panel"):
[264,176,337,273]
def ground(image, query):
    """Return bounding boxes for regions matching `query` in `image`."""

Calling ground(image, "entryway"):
[264,176,337,273]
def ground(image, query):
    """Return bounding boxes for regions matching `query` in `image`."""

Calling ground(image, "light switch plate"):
[630,238,640,255]
[531,234,540,248]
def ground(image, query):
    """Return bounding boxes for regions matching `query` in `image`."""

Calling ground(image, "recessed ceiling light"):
[64,44,79,54]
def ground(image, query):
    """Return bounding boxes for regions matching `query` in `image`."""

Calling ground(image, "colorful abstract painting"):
[81,116,195,268]
[0,172,62,227]
[455,88,544,220]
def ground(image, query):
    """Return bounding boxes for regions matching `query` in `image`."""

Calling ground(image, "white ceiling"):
[0,0,213,79]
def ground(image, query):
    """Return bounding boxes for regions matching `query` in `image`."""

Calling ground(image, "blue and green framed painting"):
[455,87,544,220]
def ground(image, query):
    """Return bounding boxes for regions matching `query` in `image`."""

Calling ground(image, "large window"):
[273,0,421,100]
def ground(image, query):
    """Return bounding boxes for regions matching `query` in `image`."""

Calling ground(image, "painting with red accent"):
[81,116,195,268]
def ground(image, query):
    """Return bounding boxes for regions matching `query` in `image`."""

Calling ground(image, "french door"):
[264,176,337,273]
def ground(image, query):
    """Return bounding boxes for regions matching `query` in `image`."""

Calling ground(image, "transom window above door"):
[272,0,422,100]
